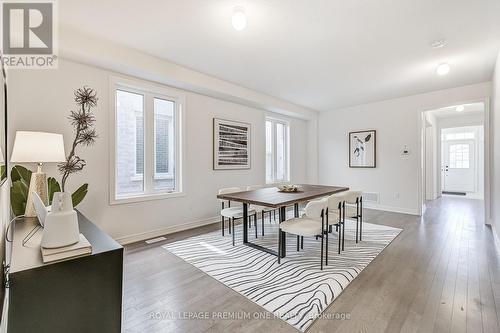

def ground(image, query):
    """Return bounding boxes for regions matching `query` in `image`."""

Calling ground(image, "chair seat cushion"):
[221,207,256,218]
[280,218,322,237]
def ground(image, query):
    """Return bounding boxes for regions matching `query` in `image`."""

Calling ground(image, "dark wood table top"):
[216,184,349,208]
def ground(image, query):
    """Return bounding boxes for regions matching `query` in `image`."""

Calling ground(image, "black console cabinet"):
[6,212,123,333]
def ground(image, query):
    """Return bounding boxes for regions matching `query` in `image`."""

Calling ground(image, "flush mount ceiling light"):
[232,8,247,31]
[431,39,447,49]
[436,63,451,76]
[456,105,465,112]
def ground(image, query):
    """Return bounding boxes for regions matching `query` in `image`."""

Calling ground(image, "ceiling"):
[429,102,484,119]
[60,0,500,111]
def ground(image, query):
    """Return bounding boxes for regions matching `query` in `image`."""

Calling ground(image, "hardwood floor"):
[123,197,500,332]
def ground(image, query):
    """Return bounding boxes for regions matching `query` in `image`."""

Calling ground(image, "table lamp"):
[10,131,66,217]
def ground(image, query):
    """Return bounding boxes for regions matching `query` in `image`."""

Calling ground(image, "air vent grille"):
[362,192,379,203]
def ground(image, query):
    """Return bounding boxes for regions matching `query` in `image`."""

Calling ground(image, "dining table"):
[216,184,349,258]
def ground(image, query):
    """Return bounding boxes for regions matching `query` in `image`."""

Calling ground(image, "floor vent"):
[362,192,379,203]
[145,236,167,244]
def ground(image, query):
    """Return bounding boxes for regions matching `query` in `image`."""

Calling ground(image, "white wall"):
[318,82,491,215]
[492,50,500,239]
[8,59,310,243]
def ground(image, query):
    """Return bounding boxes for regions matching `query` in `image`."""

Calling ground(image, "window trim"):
[109,76,186,205]
[266,117,290,184]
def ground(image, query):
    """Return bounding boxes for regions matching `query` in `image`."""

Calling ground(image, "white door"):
[442,140,475,192]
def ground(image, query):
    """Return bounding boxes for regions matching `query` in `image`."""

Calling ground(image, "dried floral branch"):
[58,86,98,191]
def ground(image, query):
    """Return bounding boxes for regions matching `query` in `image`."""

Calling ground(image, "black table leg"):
[243,203,248,243]
[294,203,299,218]
[279,206,286,258]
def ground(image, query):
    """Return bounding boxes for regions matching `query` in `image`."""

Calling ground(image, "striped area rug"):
[163,217,401,331]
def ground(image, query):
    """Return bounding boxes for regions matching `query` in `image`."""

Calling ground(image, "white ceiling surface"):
[60,0,500,112]
[429,102,484,118]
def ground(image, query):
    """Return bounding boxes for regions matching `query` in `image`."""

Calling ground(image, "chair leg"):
[232,218,235,246]
[325,229,329,265]
[254,213,258,238]
[296,235,300,251]
[278,228,281,264]
[301,236,304,249]
[261,211,265,236]
[273,210,276,221]
[355,216,358,243]
[320,234,324,270]
[221,216,224,236]
[229,216,232,234]
[338,224,341,254]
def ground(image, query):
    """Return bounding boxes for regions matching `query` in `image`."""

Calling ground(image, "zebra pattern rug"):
[163,217,401,331]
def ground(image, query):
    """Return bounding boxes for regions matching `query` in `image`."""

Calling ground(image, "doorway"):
[441,126,484,198]
[422,102,486,210]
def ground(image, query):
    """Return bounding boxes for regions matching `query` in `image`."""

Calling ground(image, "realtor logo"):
[1,1,57,68]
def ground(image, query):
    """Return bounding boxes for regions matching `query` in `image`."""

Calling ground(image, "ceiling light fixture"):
[232,8,247,31]
[456,105,465,112]
[436,63,450,76]
[430,39,447,49]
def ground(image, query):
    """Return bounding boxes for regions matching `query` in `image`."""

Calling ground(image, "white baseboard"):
[115,215,220,245]
[363,203,420,216]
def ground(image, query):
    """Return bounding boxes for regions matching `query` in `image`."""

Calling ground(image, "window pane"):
[153,98,175,191]
[276,123,286,181]
[116,90,144,196]
[136,114,144,174]
[449,144,470,169]
[266,121,273,182]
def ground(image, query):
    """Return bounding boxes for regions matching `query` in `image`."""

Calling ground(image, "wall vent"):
[362,192,379,203]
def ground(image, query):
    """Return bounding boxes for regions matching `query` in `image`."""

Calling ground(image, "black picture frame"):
[349,130,376,168]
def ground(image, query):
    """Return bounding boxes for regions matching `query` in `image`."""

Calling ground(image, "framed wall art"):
[213,118,251,170]
[349,130,376,168]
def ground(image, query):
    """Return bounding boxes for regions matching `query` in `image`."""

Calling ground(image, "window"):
[266,118,289,183]
[112,79,184,203]
[444,132,475,141]
[449,144,470,169]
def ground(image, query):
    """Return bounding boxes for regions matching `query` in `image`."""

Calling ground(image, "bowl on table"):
[277,184,302,193]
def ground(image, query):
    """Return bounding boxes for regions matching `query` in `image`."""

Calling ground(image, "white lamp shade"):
[10,131,66,163]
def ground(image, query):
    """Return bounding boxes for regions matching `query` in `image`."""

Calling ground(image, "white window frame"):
[266,117,290,184]
[153,100,175,180]
[109,76,185,204]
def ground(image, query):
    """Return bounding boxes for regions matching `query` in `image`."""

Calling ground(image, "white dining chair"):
[343,190,363,243]
[218,187,257,246]
[278,198,328,270]
[326,193,346,253]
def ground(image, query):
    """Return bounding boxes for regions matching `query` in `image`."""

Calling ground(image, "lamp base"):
[25,171,48,218]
